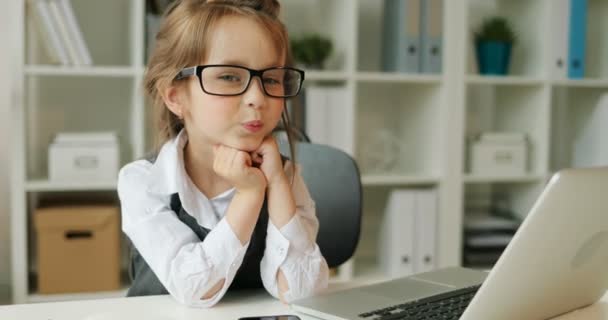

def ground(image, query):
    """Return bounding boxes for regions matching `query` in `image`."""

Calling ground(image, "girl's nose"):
[243,77,265,109]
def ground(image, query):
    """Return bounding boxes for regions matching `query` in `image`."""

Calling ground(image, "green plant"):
[474,17,517,44]
[290,34,333,68]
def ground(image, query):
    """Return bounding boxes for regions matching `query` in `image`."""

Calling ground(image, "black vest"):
[125,155,282,297]
[126,193,269,297]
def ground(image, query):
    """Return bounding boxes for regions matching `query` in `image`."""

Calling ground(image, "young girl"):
[117,0,329,308]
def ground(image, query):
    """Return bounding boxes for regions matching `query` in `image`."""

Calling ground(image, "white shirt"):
[117,130,329,307]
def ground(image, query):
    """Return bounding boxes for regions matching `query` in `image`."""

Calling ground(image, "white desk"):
[1,285,608,320]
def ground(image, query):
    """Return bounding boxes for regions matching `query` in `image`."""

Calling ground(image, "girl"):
[117,0,329,308]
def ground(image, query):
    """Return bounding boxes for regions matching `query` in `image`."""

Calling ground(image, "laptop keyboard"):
[357,284,481,320]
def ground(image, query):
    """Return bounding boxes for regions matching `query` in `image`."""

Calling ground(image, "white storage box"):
[48,132,119,182]
[470,132,527,176]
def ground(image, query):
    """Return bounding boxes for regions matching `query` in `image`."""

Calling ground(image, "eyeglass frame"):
[174,64,306,98]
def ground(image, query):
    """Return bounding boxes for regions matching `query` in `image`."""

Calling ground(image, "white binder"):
[304,86,328,146]
[414,189,438,273]
[57,0,93,65]
[47,0,81,65]
[573,94,608,167]
[30,0,70,65]
[379,190,416,278]
[304,86,352,154]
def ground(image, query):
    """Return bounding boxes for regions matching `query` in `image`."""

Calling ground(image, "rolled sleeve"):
[118,161,248,308]
[188,218,250,307]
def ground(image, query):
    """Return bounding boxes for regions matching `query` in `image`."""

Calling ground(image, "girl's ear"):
[161,85,186,119]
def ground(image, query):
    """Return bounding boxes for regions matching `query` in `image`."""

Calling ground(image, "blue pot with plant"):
[474,17,517,75]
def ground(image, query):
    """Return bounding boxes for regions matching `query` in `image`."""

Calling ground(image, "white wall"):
[0,2,13,297]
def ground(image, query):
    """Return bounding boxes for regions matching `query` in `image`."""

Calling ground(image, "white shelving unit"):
[7,0,608,304]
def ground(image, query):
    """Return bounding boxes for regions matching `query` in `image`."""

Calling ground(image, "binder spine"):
[420,0,442,74]
[551,0,570,79]
[568,0,588,79]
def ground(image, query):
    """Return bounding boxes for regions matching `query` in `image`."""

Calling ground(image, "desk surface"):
[1,284,608,320]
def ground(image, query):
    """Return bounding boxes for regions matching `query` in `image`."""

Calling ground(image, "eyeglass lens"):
[200,66,301,97]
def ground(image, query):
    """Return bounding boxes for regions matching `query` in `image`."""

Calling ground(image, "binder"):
[379,190,416,278]
[382,0,422,73]
[414,189,437,273]
[304,86,352,153]
[420,0,442,74]
[305,86,329,146]
[573,94,608,167]
[326,86,353,153]
[47,0,81,65]
[568,0,588,79]
[29,0,70,65]
[57,0,93,65]
[551,0,570,79]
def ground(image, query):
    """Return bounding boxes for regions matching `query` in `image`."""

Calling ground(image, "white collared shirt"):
[117,130,329,307]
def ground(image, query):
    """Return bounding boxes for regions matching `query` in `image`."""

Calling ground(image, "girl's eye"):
[218,74,241,82]
[263,77,281,85]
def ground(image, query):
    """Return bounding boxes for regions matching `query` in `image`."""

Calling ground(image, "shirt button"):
[278,247,285,255]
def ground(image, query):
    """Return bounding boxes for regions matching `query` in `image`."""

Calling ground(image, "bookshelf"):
[7,0,608,303]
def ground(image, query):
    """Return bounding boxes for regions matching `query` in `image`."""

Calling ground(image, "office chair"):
[276,128,362,268]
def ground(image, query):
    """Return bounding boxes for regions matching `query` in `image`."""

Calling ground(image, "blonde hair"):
[144,0,297,161]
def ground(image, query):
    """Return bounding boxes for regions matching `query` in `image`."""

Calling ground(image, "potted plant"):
[290,34,333,69]
[473,17,517,75]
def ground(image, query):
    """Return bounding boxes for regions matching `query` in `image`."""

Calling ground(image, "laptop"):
[291,167,608,320]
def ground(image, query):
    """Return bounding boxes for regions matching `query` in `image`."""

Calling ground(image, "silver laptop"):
[291,167,608,320]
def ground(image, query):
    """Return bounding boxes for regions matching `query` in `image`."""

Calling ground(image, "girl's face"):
[181,15,285,153]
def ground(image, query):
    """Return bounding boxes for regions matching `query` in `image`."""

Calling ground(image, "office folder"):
[57,0,93,65]
[573,94,608,167]
[568,0,587,79]
[47,0,81,65]
[420,0,442,74]
[30,0,70,65]
[379,190,416,278]
[304,86,352,154]
[414,189,437,273]
[382,0,422,73]
[551,0,570,79]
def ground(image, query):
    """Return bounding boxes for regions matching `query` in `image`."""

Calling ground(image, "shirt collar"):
[146,129,188,195]
[146,129,235,229]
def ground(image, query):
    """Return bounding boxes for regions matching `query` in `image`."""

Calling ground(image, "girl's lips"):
[242,120,264,132]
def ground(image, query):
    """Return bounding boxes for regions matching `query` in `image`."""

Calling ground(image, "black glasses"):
[175,65,305,98]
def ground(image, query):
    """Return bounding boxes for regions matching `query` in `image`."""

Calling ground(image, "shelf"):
[551,78,608,88]
[24,65,137,77]
[28,288,128,303]
[464,174,546,184]
[356,72,442,84]
[305,70,349,82]
[362,175,440,186]
[466,75,545,86]
[26,179,117,192]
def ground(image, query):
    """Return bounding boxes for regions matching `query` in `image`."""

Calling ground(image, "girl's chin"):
[225,137,264,152]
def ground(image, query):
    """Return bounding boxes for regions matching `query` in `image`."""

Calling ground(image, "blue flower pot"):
[475,41,512,75]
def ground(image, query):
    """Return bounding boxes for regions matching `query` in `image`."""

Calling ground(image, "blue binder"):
[382,0,422,73]
[420,0,442,74]
[568,0,588,79]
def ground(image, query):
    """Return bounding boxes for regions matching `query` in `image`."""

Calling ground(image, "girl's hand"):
[213,144,267,193]
[251,136,286,187]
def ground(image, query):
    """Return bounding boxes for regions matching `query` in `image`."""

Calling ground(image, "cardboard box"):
[34,205,121,294]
